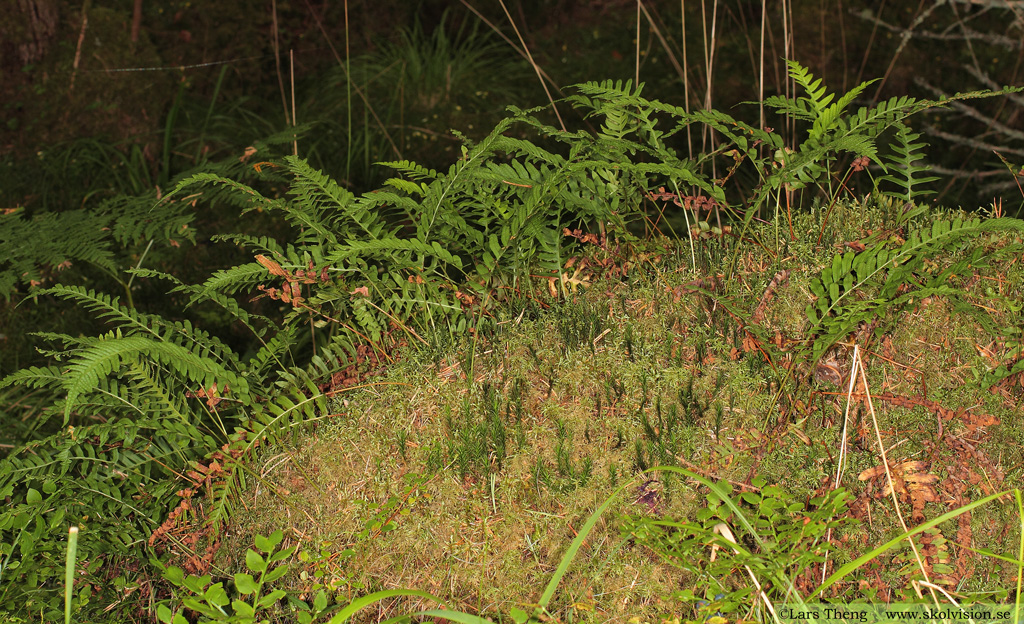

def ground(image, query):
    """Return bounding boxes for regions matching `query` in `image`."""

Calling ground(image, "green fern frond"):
[359,191,429,223]
[1,364,65,391]
[878,123,940,203]
[806,216,1024,359]
[164,172,284,213]
[211,233,286,256]
[763,94,817,122]
[39,285,161,337]
[845,95,926,137]
[787,60,835,117]
[382,177,428,196]
[99,193,195,247]
[286,155,391,242]
[60,331,250,424]
[203,262,270,294]
[129,268,274,334]
[1,209,117,300]
[325,238,463,270]
[378,159,439,182]
[243,325,298,383]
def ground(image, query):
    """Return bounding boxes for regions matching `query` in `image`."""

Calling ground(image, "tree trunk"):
[0,0,59,69]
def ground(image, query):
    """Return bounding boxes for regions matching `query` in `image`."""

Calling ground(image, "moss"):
[218,200,1024,620]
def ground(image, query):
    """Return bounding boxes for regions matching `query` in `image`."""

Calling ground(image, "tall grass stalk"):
[1015,490,1023,624]
[856,345,938,601]
[64,526,79,624]
[682,0,693,157]
[498,0,565,131]
[344,0,353,183]
[270,0,289,126]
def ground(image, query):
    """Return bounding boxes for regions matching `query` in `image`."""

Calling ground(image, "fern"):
[0,209,117,300]
[761,62,1022,205]
[57,331,247,424]
[5,66,1022,621]
[806,216,1024,360]
[878,123,940,203]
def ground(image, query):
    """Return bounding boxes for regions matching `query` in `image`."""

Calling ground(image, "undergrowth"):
[1,61,1023,622]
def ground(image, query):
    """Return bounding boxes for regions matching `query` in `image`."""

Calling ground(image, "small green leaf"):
[510,607,530,623]
[268,545,296,564]
[246,549,267,574]
[257,589,288,608]
[232,599,256,618]
[162,566,185,585]
[183,574,210,593]
[156,604,173,624]
[26,488,41,504]
[254,533,273,553]
[234,572,258,594]
[313,590,328,612]
[264,565,289,584]
[203,582,229,607]
[806,306,819,324]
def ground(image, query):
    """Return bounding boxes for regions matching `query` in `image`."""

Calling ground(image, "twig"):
[69,0,91,96]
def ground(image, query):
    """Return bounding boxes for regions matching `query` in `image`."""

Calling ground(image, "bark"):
[0,0,59,68]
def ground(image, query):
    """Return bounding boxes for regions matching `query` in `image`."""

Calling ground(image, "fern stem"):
[670,179,697,271]
[123,239,154,309]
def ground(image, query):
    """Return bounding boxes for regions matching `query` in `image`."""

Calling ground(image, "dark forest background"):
[3,0,1023,206]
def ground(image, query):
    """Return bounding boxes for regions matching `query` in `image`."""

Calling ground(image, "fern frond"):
[806,216,1024,359]
[286,155,391,242]
[846,95,926,137]
[878,123,940,202]
[787,60,835,117]
[325,238,463,269]
[129,268,275,338]
[1,364,65,391]
[202,262,269,294]
[1,209,117,300]
[163,172,284,213]
[210,233,286,256]
[377,159,439,182]
[60,331,250,424]
[243,324,298,383]
[38,285,162,337]
[99,193,195,247]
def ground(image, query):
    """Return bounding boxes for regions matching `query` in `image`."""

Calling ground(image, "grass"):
[5,3,1024,622]
[210,201,1024,622]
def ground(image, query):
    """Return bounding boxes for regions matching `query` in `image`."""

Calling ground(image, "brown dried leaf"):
[255,254,288,277]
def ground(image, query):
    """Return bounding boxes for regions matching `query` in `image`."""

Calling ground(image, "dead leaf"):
[255,254,288,277]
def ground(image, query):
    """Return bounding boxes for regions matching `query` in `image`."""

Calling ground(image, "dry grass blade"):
[855,344,939,604]
[497,0,565,132]
[712,522,781,623]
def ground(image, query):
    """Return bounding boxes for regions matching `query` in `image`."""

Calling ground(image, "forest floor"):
[219,200,1024,623]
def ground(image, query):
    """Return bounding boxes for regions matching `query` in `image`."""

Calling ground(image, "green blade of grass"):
[1013,489,1023,624]
[327,589,448,624]
[412,609,495,624]
[537,479,634,610]
[64,526,79,624]
[809,489,1012,600]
